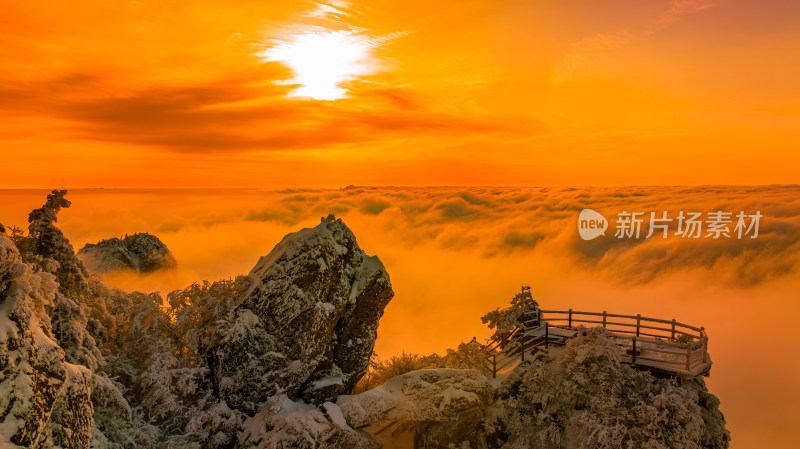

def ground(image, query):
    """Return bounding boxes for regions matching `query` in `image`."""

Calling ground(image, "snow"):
[322,402,350,429]
[240,395,346,447]
[350,254,389,304]
[246,216,388,304]
[0,236,22,338]
[247,226,318,283]
[336,368,493,428]
[318,301,336,312]
[312,376,344,389]
[222,309,264,342]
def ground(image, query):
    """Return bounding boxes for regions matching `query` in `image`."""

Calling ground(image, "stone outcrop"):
[210,215,394,412]
[78,233,177,273]
[494,326,731,449]
[337,368,495,449]
[337,369,493,428]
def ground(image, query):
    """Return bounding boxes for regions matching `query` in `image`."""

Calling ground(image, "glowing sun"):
[260,30,376,101]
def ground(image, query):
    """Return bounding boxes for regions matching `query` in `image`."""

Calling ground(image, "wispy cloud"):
[556,0,717,80]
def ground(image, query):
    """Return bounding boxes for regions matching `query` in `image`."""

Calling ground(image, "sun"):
[260,29,376,101]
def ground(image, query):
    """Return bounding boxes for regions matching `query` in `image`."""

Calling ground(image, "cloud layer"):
[236,185,800,286]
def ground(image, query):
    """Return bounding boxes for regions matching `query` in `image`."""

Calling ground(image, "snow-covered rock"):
[237,396,379,449]
[210,215,394,411]
[494,326,731,449]
[337,368,494,428]
[78,232,177,273]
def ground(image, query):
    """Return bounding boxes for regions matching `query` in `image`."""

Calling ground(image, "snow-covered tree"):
[482,285,538,342]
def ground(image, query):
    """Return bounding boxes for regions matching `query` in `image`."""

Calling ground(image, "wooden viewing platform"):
[483,308,712,379]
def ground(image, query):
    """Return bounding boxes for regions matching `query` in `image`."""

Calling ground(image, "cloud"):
[502,231,546,250]
[0,1,512,155]
[230,185,800,286]
[0,68,510,153]
[13,184,791,292]
[555,0,717,80]
[665,0,716,22]
[360,197,392,215]
[556,30,636,80]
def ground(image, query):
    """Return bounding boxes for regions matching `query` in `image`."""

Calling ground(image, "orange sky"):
[1,0,799,187]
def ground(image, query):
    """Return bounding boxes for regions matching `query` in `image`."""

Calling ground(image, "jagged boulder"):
[336,369,494,429]
[0,234,94,448]
[210,215,394,413]
[78,233,177,273]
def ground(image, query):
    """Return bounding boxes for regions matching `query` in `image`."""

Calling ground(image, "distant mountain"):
[78,232,176,273]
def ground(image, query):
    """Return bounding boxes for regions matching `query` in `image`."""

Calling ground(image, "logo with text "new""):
[578,209,608,240]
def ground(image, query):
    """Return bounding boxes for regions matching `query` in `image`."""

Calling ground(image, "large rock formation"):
[337,369,493,428]
[78,232,177,273]
[210,215,394,413]
[338,368,495,449]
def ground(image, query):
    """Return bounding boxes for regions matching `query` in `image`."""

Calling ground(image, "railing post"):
[602,311,607,328]
[493,354,497,378]
[521,337,526,362]
[636,314,641,337]
[685,345,692,371]
[632,337,637,365]
[568,308,573,328]
[671,319,676,340]
[701,327,708,363]
[545,322,549,349]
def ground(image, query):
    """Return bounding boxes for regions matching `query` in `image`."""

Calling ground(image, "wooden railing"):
[483,308,711,378]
